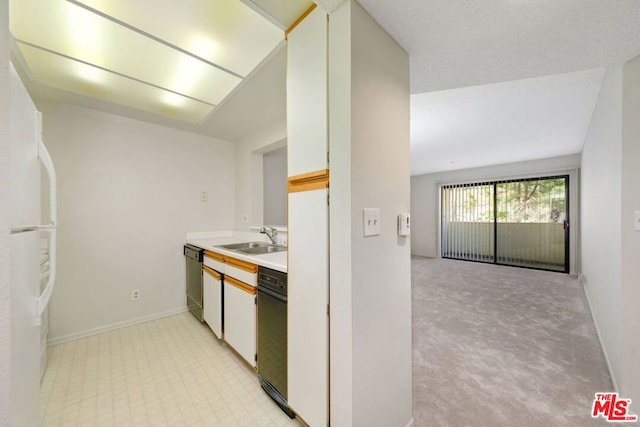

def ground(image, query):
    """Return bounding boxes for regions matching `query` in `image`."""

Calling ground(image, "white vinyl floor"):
[40,312,301,427]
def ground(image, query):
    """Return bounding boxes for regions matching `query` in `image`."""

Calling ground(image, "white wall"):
[39,102,235,342]
[0,0,11,422]
[262,146,287,226]
[410,154,581,271]
[580,65,624,390]
[621,55,640,407]
[330,2,413,426]
[233,120,286,231]
[328,2,353,424]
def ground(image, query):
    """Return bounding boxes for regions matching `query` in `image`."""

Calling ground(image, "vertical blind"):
[441,183,494,262]
[441,176,569,272]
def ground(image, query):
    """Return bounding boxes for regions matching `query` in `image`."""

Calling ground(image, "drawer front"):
[204,251,225,272]
[225,264,257,287]
[224,256,258,287]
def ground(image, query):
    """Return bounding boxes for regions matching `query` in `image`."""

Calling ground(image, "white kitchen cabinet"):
[224,276,257,368]
[287,7,328,177]
[286,6,330,427]
[203,265,223,339]
[288,188,329,427]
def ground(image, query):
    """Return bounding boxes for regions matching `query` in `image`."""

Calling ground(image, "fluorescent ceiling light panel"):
[9,0,285,123]
[73,0,284,77]
[17,42,213,123]
[11,0,241,106]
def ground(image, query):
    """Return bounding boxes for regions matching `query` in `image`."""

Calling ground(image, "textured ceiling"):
[358,0,640,94]
[410,68,606,175]
[354,0,640,175]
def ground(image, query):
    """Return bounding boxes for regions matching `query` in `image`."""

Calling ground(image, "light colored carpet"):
[412,257,620,427]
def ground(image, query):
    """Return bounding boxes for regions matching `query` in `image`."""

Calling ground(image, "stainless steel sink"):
[236,245,287,255]
[215,241,286,255]
[216,241,270,250]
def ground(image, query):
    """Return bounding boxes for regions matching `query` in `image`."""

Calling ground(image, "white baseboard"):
[581,282,619,392]
[47,306,189,346]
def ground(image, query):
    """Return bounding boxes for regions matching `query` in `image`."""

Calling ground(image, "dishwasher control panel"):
[257,267,287,296]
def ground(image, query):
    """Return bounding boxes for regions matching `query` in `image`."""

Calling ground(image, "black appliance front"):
[257,267,294,418]
[183,244,204,321]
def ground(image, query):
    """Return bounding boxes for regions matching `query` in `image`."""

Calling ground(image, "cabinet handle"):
[204,250,225,263]
[225,276,256,295]
[224,256,258,274]
[203,265,221,280]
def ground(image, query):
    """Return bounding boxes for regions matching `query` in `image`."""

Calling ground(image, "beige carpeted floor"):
[411,256,625,427]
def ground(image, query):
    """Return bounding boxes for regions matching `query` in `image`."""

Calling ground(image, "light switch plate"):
[634,211,640,231]
[363,208,380,237]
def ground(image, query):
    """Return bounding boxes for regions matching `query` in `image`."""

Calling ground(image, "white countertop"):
[186,231,287,273]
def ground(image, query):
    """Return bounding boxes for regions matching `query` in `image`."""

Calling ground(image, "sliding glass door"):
[441,183,495,262]
[441,176,569,272]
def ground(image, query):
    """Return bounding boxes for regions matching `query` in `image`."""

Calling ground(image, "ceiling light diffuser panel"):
[72,0,284,77]
[9,0,285,123]
[18,42,213,123]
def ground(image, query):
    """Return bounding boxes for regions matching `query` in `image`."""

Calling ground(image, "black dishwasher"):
[257,266,294,418]
[183,244,204,322]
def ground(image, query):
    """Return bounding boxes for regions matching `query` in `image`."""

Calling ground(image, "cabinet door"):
[288,188,328,427]
[287,7,328,177]
[224,277,256,367]
[203,266,222,339]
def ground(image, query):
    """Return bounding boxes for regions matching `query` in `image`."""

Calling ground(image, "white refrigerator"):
[9,62,57,427]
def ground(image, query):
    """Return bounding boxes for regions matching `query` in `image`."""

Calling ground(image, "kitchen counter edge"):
[186,238,287,274]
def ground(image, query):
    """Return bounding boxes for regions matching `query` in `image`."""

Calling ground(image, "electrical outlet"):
[132,290,140,301]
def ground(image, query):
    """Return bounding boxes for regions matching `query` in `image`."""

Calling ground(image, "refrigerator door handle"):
[38,123,57,227]
[36,121,57,324]
[36,228,56,324]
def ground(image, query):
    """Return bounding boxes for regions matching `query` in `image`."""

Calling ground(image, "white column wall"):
[621,54,640,408]
[329,2,413,426]
[580,65,624,390]
[328,2,353,425]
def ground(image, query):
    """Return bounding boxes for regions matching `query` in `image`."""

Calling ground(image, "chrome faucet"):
[260,226,278,245]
